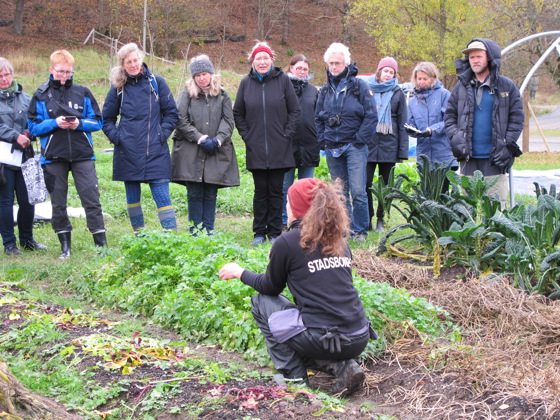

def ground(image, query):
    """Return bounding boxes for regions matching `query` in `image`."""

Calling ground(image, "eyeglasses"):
[294,67,309,72]
[53,69,74,76]
[0,73,12,79]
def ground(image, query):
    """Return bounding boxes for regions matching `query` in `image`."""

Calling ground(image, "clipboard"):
[0,141,23,167]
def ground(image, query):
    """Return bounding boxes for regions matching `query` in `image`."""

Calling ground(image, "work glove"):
[199,137,219,155]
[490,141,522,174]
[319,326,350,353]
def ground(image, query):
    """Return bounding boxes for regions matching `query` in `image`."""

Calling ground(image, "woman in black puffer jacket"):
[281,54,320,227]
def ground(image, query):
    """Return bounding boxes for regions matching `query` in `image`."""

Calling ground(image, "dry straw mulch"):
[354,250,560,419]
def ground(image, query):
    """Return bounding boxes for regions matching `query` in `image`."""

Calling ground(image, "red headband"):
[251,45,273,61]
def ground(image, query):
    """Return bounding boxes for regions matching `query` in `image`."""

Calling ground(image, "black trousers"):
[43,160,105,233]
[251,293,370,380]
[366,162,395,223]
[251,169,286,238]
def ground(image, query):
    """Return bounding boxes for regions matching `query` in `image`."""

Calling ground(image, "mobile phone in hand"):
[64,116,77,122]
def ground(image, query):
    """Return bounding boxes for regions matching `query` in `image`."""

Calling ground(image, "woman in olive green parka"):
[172,55,239,234]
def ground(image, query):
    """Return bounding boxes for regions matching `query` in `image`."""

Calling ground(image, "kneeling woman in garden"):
[219,178,376,395]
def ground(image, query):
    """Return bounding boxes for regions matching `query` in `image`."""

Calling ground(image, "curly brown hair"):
[299,179,350,257]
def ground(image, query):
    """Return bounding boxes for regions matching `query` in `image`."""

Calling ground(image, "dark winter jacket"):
[408,81,457,167]
[315,63,376,149]
[28,78,103,165]
[172,87,240,187]
[102,63,178,181]
[368,86,408,162]
[240,225,369,333]
[288,76,320,168]
[0,83,32,170]
[444,38,524,173]
[0,83,30,144]
[233,67,300,171]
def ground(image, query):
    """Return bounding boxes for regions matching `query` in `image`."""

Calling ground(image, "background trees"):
[1,0,558,85]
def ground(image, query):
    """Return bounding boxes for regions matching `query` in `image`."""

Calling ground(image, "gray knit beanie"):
[190,59,214,77]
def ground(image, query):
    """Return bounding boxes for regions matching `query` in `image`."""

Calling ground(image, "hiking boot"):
[269,235,279,244]
[331,359,365,396]
[22,240,48,251]
[252,235,266,246]
[5,245,21,256]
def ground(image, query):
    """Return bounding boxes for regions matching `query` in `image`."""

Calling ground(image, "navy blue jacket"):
[28,78,103,165]
[315,63,376,149]
[444,39,523,172]
[408,81,457,167]
[102,64,178,181]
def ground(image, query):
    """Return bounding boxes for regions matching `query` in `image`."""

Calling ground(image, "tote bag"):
[21,146,49,205]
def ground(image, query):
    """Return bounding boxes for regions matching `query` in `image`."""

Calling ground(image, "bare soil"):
[3,249,560,419]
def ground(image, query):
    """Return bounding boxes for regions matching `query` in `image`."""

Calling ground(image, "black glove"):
[506,140,522,158]
[404,123,431,138]
[490,141,522,174]
[404,123,422,137]
[199,137,219,155]
[416,129,432,138]
[319,326,350,353]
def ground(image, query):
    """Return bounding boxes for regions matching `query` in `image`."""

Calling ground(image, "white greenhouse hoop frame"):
[502,31,560,206]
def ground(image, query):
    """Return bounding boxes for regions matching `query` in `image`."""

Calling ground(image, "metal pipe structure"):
[501,32,560,207]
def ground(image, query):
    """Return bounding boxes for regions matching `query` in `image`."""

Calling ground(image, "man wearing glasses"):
[28,50,107,259]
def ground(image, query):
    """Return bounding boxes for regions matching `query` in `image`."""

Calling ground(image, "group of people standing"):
[219,37,523,396]
[0,37,523,396]
[0,37,523,257]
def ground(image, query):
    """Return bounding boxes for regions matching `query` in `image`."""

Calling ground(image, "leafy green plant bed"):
[75,230,458,366]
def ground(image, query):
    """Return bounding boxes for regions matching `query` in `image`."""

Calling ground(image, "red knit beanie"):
[250,45,274,61]
[287,178,326,219]
[377,56,398,74]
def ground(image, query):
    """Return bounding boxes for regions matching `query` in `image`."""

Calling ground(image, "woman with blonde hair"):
[407,61,457,192]
[220,178,375,395]
[102,43,178,233]
[172,55,239,235]
[233,41,300,245]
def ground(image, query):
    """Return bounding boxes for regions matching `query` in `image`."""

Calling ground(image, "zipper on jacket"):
[43,134,53,157]
[67,129,73,162]
[262,83,268,168]
[147,79,152,157]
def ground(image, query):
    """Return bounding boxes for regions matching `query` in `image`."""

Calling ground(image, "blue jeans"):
[0,166,34,248]
[282,167,315,225]
[186,181,218,233]
[325,143,369,234]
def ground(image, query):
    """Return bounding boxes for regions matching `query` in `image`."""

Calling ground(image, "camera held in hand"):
[327,114,342,128]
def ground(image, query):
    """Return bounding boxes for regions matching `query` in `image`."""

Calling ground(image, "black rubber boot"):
[374,217,384,233]
[57,232,71,259]
[330,359,365,396]
[93,232,107,248]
